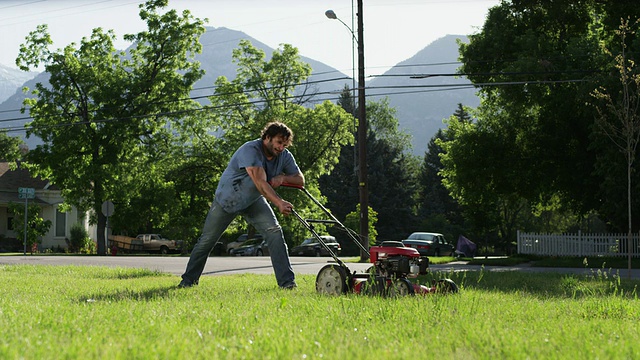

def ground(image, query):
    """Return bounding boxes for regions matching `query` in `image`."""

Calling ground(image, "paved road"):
[0,255,371,277]
[1,255,639,279]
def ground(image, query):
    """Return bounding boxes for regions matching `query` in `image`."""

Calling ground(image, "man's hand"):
[269,174,286,188]
[269,173,305,189]
[246,167,302,215]
[277,199,294,216]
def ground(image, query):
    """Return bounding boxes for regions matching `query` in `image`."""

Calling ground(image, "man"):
[179,121,304,289]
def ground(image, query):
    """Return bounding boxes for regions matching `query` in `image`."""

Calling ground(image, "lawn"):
[0,264,639,359]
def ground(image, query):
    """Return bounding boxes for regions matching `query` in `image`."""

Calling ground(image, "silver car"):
[401,232,454,257]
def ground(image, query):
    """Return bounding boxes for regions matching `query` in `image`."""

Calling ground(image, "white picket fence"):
[517,230,640,257]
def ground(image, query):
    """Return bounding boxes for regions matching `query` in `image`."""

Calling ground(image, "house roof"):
[0,162,57,205]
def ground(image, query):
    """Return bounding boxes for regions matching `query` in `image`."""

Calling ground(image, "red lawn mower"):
[281,184,459,296]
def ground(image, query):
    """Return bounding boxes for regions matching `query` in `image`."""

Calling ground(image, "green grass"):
[532,256,640,269]
[1,265,639,359]
[465,255,640,268]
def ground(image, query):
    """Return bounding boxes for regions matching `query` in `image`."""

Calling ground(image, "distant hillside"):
[0,64,38,103]
[189,27,350,103]
[367,35,480,156]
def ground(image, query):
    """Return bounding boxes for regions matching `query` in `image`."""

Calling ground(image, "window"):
[7,216,14,231]
[55,208,66,237]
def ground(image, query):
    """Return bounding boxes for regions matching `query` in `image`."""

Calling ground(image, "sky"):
[0,0,500,76]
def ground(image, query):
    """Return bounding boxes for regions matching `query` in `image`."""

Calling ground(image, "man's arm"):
[269,172,305,188]
[245,166,295,215]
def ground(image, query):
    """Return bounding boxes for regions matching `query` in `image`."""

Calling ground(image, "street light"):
[326,1,369,259]
[325,9,357,178]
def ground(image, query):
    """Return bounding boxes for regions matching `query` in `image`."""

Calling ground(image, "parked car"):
[289,236,341,257]
[108,234,182,254]
[226,234,263,254]
[230,238,269,256]
[401,232,454,257]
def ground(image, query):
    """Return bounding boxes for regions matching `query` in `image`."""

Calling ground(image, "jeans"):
[181,197,296,288]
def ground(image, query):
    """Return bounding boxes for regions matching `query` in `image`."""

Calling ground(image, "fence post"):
[578,229,582,257]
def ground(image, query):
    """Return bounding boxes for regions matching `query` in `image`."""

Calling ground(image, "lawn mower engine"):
[315,241,458,296]
[368,241,429,279]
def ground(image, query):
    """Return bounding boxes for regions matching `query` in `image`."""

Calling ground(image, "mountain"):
[367,35,480,156]
[189,27,349,103]
[0,29,476,156]
[0,64,38,104]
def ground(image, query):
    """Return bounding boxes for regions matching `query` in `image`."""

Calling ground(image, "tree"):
[456,1,640,233]
[418,104,467,225]
[591,18,640,276]
[417,104,469,245]
[439,105,533,252]
[8,202,51,254]
[0,131,24,162]
[16,0,206,254]
[344,204,378,249]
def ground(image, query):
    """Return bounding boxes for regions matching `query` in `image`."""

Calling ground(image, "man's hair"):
[261,121,294,143]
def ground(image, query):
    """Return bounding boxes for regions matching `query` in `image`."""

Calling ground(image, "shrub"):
[67,223,93,253]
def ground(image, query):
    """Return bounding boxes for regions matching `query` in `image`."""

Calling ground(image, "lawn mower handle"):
[278,182,370,258]
[280,182,304,189]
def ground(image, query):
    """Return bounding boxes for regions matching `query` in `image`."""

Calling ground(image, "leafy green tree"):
[459,1,602,210]
[0,131,24,162]
[16,0,206,254]
[439,105,531,252]
[420,131,463,222]
[454,1,640,234]
[8,202,51,253]
[440,107,599,252]
[345,204,378,248]
[418,104,467,226]
[416,104,470,246]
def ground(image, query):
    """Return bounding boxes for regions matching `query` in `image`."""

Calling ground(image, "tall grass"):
[0,264,639,359]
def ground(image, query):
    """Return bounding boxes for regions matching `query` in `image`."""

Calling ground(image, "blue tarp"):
[456,235,477,257]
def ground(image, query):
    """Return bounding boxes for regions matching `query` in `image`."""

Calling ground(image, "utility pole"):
[356,0,369,260]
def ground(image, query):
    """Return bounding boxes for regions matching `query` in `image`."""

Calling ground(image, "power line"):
[0,77,591,134]
[0,66,598,119]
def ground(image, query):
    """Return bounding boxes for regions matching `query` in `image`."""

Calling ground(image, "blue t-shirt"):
[215,139,301,213]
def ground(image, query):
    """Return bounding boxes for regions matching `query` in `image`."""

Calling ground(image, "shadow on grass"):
[76,277,292,303]
[90,268,168,280]
[78,286,177,302]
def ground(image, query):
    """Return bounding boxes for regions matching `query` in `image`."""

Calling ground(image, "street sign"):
[102,200,115,217]
[18,187,35,199]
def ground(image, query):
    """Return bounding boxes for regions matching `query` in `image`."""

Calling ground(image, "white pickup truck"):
[108,234,182,254]
[135,234,182,254]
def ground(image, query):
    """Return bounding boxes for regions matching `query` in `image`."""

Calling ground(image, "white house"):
[0,162,96,251]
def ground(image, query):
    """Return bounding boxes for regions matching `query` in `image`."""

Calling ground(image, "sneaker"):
[177,279,198,288]
[281,283,297,290]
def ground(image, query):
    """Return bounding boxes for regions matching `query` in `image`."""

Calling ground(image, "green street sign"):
[18,187,35,199]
